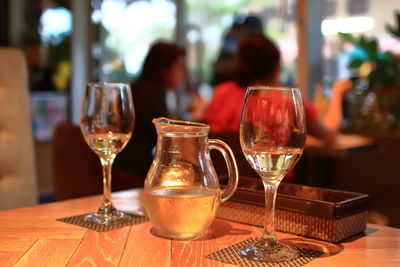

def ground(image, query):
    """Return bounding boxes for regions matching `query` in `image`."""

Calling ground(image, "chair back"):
[53,122,143,200]
[0,47,38,209]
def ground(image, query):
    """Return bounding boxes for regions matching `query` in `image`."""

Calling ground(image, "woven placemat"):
[206,238,323,267]
[57,212,148,232]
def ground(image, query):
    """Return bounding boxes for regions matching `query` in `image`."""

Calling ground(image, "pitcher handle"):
[208,139,239,202]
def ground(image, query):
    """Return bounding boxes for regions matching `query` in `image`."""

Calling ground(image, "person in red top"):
[200,34,350,181]
[203,81,319,133]
[203,33,349,145]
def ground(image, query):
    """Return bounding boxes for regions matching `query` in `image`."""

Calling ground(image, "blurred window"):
[94,0,177,82]
[18,0,72,141]
[39,7,72,45]
[186,0,298,87]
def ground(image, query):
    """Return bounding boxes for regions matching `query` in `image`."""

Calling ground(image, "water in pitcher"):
[144,186,220,240]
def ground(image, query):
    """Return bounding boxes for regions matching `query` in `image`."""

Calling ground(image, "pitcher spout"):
[152,117,210,137]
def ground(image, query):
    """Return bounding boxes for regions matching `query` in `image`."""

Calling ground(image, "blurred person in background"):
[203,33,350,145]
[211,15,264,86]
[115,41,186,181]
[195,34,351,182]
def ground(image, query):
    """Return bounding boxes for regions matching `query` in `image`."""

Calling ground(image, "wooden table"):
[300,134,375,187]
[0,189,399,266]
[304,134,375,158]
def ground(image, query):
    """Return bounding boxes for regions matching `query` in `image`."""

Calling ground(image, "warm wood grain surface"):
[0,189,399,266]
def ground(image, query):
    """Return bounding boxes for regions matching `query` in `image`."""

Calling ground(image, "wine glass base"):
[239,242,299,262]
[84,204,132,226]
[85,211,131,225]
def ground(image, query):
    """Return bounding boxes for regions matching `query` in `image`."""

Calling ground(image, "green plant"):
[338,32,400,92]
[385,11,400,38]
[339,11,400,130]
[339,11,400,92]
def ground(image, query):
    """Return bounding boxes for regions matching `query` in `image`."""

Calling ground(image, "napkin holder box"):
[217,177,369,243]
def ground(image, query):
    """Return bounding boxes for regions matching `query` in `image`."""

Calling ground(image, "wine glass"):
[80,82,135,225]
[238,86,306,261]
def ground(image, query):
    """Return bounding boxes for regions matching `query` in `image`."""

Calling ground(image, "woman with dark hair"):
[204,34,282,132]
[211,15,265,86]
[234,33,280,87]
[202,34,350,181]
[203,33,348,143]
[115,41,186,180]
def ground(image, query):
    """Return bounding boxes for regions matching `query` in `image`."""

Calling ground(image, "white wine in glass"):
[238,87,306,261]
[80,82,135,225]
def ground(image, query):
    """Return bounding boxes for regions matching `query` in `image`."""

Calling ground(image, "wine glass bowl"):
[80,82,134,225]
[238,87,306,261]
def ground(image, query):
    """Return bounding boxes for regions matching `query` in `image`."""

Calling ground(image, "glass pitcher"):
[144,117,239,240]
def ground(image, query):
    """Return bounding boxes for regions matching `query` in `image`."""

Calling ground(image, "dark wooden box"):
[217,177,369,242]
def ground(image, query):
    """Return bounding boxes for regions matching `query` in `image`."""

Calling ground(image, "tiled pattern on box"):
[217,200,368,242]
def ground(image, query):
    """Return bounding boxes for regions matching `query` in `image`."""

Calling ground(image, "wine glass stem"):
[100,157,115,206]
[259,179,280,247]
